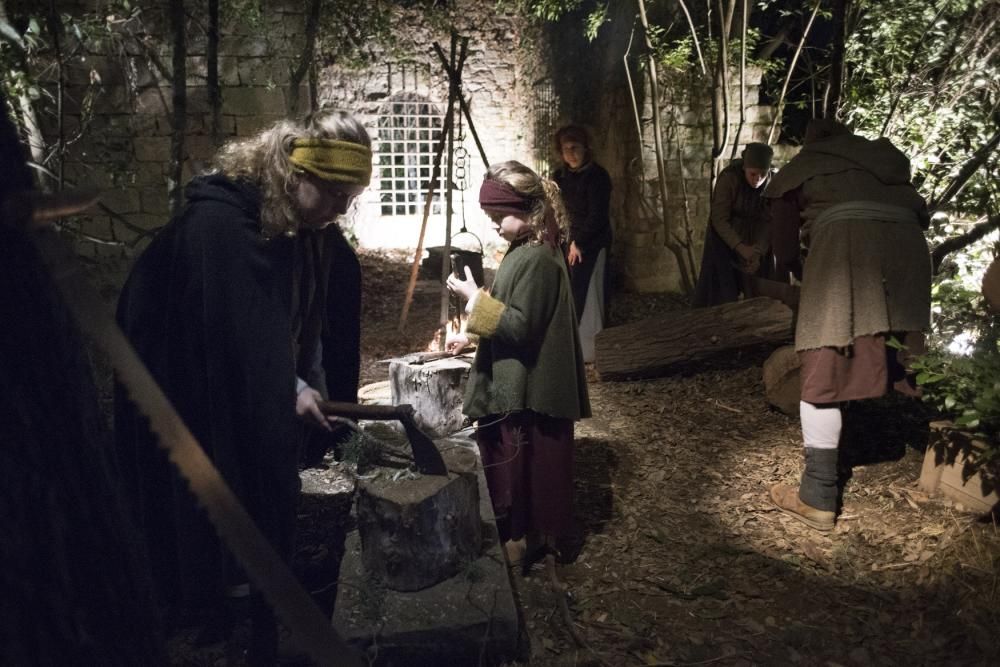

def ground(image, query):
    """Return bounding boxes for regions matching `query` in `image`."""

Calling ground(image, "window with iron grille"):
[531,77,559,176]
[375,95,444,217]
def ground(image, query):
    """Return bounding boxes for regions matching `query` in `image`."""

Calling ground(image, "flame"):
[423,315,467,352]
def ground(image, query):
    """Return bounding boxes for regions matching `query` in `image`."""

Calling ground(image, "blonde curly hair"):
[486,160,569,246]
[213,109,370,238]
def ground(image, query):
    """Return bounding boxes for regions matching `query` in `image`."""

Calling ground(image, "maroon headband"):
[479,177,535,214]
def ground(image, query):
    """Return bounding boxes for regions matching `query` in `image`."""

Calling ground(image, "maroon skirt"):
[799,331,924,404]
[475,410,574,543]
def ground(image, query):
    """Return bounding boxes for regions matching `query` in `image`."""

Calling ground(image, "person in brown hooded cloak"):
[762,119,932,531]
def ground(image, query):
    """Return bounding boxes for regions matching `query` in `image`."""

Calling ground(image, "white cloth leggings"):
[800,400,842,450]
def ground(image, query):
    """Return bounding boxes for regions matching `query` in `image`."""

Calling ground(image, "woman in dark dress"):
[552,125,613,362]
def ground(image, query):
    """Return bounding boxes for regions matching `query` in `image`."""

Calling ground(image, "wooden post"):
[438,34,459,351]
[398,40,467,330]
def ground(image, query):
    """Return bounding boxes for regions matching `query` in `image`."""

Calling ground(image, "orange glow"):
[423,316,467,352]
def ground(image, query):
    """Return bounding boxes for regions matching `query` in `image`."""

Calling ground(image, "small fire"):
[424,315,467,352]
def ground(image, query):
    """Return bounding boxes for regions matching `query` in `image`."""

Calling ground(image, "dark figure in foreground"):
[764,119,931,531]
[552,125,612,362]
[692,142,775,307]
[446,161,591,570]
[0,92,165,664]
[115,110,371,660]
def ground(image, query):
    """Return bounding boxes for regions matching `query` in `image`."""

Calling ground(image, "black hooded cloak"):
[114,174,360,610]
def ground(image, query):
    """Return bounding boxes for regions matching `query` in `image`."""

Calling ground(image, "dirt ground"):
[355,249,1000,667]
[112,245,999,666]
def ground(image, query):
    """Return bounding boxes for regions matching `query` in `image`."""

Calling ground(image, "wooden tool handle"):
[318,400,415,422]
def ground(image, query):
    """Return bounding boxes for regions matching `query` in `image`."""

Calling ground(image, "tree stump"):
[762,345,801,416]
[389,355,472,437]
[595,297,794,380]
[356,447,481,591]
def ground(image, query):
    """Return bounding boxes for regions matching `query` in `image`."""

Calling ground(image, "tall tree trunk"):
[729,0,749,160]
[207,0,222,147]
[168,0,187,217]
[637,0,695,293]
[45,0,65,188]
[710,0,736,177]
[823,0,848,119]
[1,1,48,189]
[288,0,321,116]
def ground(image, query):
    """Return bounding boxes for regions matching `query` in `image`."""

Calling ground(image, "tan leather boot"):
[770,483,835,531]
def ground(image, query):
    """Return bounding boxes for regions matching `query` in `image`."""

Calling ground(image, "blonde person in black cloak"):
[115,110,371,662]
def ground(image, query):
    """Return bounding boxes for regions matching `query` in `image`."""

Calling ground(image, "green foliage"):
[342,430,384,471]
[913,244,1000,466]
[911,337,1000,474]
[841,0,999,220]
[841,1,999,470]
[317,0,448,68]
[505,0,588,22]
[223,0,265,32]
[912,346,1000,433]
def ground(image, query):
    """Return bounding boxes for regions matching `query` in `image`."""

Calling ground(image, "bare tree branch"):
[932,215,1000,273]
[823,0,848,119]
[767,0,821,145]
[675,0,707,75]
[638,0,695,293]
[929,117,1000,213]
[729,0,748,160]
[288,0,321,116]
[879,1,948,137]
[167,0,186,217]
[207,0,222,146]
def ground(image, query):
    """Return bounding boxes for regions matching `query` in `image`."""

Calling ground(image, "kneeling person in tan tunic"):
[763,119,932,531]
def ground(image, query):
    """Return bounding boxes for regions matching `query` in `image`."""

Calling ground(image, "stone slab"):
[332,434,518,666]
[918,422,999,514]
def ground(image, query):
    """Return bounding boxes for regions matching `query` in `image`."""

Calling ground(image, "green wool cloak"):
[463,240,591,421]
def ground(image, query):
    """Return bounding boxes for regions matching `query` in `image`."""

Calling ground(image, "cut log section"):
[356,446,481,592]
[595,297,794,380]
[389,355,472,437]
[762,345,801,416]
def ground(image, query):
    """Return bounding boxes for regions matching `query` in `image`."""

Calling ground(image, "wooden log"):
[595,297,794,380]
[356,447,481,592]
[389,355,472,437]
[762,345,801,416]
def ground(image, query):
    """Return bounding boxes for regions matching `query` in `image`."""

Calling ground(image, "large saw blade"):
[33,227,362,667]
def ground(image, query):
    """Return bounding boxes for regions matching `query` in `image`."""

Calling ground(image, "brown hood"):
[764,133,914,199]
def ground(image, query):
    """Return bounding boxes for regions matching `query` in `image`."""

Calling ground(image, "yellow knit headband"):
[289,138,373,186]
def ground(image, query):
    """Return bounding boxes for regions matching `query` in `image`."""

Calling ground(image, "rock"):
[763,345,801,415]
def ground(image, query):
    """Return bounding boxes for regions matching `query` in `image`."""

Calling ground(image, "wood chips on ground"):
[360,250,1000,667]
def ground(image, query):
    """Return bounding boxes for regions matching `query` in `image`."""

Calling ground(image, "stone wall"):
[32,1,776,294]
[618,67,775,293]
[39,0,540,259]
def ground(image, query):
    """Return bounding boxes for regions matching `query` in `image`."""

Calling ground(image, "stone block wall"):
[33,0,540,260]
[30,1,775,294]
[614,67,776,293]
[38,1,311,255]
